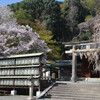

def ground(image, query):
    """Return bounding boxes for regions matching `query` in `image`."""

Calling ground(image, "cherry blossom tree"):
[91,18,100,71]
[78,16,100,71]
[83,16,100,71]
[0,6,50,59]
[0,6,16,25]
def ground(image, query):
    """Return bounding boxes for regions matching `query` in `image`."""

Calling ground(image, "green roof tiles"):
[52,60,82,67]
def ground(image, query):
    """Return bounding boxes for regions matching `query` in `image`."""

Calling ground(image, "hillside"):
[7,0,100,60]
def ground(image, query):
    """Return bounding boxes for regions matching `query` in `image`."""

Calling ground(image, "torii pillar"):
[71,45,77,82]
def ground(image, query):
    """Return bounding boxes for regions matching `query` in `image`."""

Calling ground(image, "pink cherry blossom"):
[0,6,50,61]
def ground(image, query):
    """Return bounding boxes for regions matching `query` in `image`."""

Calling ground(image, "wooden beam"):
[62,40,93,45]
[65,50,73,53]
[65,48,100,54]
[65,42,94,47]
[72,48,100,53]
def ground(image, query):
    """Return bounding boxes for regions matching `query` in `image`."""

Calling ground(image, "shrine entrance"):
[63,41,100,82]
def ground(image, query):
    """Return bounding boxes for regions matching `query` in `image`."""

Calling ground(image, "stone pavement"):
[0,96,30,100]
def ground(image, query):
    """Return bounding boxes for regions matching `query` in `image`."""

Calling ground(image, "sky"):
[0,0,64,6]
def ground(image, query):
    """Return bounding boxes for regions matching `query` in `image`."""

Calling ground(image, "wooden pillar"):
[58,69,60,79]
[71,46,77,82]
[29,85,33,100]
[28,76,34,100]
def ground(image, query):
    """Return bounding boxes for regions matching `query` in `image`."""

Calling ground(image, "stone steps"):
[54,85,100,88]
[47,93,100,98]
[52,86,100,89]
[39,83,100,100]
[54,84,100,88]
[49,91,100,96]
[51,88,100,92]
[39,98,91,100]
[43,95,100,100]
[51,88,100,93]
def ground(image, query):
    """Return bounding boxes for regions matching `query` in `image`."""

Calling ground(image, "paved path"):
[0,96,31,100]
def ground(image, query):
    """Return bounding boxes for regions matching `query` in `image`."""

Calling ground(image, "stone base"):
[27,97,34,100]
[36,91,41,97]
[11,90,17,95]
[71,77,77,82]
[85,78,100,82]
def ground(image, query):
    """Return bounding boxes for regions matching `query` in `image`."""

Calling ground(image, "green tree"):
[10,0,43,19]
[42,0,61,41]
[68,0,87,29]
[38,30,61,61]
[20,0,43,19]
[85,15,93,21]
[31,20,61,61]
[61,0,69,18]
[95,0,100,15]
[59,0,90,42]
[9,2,21,12]
[14,8,34,28]
[60,0,89,41]
[10,0,61,41]
[15,8,33,21]
[16,18,61,61]
[81,0,96,16]
[81,0,100,16]
[60,0,71,41]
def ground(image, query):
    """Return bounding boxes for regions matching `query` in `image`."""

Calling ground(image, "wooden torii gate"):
[63,41,100,82]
